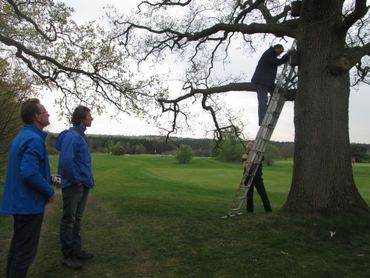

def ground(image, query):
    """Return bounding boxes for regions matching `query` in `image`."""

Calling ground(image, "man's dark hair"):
[71,105,90,126]
[21,98,40,124]
[273,44,284,50]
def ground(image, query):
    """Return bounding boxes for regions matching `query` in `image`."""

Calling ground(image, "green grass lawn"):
[1,155,370,277]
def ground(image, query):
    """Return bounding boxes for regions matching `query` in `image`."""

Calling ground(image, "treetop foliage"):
[0,57,34,168]
[0,0,165,119]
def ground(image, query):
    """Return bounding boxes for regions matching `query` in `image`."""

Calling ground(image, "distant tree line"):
[45,134,212,157]
[43,133,370,164]
[2,124,369,169]
[350,144,370,163]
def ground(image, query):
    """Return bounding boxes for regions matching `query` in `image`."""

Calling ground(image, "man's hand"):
[52,175,61,186]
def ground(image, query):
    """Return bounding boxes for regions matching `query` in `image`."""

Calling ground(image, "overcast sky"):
[42,0,370,144]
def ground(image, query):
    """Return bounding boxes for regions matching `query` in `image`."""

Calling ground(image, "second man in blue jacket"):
[55,105,94,270]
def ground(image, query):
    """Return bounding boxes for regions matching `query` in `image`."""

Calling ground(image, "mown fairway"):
[1,155,370,277]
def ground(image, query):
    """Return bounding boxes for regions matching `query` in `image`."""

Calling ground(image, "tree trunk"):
[282,0,369,214]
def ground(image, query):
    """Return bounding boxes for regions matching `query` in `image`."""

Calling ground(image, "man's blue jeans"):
[60,184,89,258]
[256,84,271,126]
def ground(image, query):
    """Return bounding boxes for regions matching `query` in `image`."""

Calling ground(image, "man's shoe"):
[63,256,82,270]
[75,250,94,260]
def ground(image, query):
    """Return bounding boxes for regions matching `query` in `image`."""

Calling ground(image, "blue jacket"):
[251,47,289,91]
[0,124,54,215]
[55,125,94,188]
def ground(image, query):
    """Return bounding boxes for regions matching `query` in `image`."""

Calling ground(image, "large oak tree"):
[1,0,369,214]
[110,0,370,214]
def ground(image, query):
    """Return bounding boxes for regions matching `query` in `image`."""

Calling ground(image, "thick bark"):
[283,0,369,214]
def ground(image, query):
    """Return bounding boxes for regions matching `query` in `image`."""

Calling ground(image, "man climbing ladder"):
[252,44,290,126]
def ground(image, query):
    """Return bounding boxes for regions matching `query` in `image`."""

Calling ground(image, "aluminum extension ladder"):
[222,42,297,218]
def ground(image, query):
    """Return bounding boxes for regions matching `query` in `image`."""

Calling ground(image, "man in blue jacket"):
[0,98,55,278]
[56,105,94,269]
[251,44,289,125]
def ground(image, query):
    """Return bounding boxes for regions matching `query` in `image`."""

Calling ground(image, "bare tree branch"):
[256,1,291,24]
[337,0,369,33]
[330,43,370,74]
[234,0,265,23]
[159,82,296,100]
[6,0,57,42]
[114,19,299,68]
[156,80,296,140]
[139,0,192,11]
[188,21,298,40]
[201,94,224,141]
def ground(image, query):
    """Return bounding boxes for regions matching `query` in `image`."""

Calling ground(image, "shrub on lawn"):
[111,143,126,156]
[176,144,193,164]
